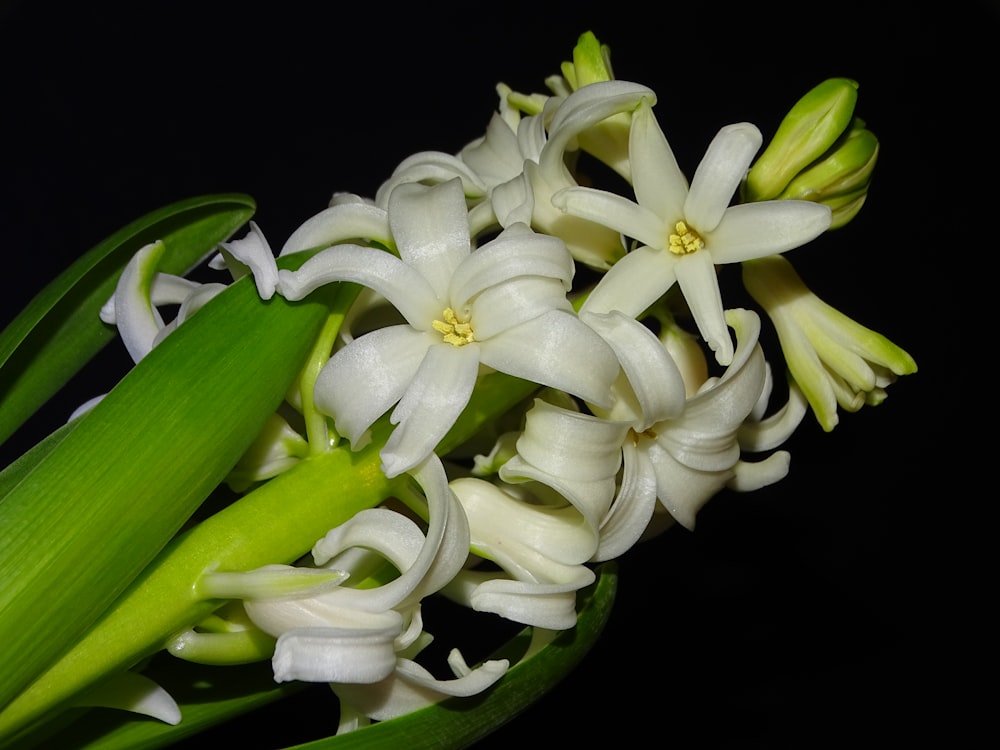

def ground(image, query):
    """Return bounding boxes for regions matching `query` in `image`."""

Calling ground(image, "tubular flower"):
[277,177,619,478]
[225,456,508,728]
[444,476,599,630]
[502,309,794,536]
[554,100,832,365]
[742,253,917,431]
[376,80,655,268]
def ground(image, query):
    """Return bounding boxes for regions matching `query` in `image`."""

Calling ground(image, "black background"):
[1,1,991,746]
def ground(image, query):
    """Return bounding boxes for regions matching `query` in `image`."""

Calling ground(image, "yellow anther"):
[432,307,476,346]
[668,220,705,255]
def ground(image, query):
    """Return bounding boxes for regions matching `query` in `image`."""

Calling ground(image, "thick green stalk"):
[0,421,398,745]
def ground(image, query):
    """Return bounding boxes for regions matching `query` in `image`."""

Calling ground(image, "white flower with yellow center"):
[553,100,833,365]
[277,177,619,478]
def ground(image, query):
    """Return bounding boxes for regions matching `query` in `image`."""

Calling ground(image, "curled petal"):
[375,151,488,208]
[381,343,480,478]
[272,624,402,684]
[110,240,165,364]
[280,202,392,256]
[387,179,471,301]
[313,325,431,448]
[461,572,593,630]
[581,310,686,428]
[727,452,791,493]
[594,441,658,561]
[479,310,618,408]
[277,245,439,329]
[333,652,508,723]
[218,221,278,299]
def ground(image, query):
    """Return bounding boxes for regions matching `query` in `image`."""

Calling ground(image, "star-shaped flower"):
[553,100,833,365]
[277,177,619,478]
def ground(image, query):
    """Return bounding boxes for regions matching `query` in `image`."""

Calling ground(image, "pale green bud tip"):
[563,31,614,90]
[746,77,859,201]
[778,122,880,228]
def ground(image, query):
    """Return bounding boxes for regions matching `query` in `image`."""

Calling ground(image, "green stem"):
[0,420,398,746]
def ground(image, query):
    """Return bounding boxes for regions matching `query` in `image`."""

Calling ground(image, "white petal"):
[593,440,658,562]
[450,477,597,572]
[387,179,471,301]
[376,150,488,208]
[674,251,733,365]
[460,112,525,185]
[467,574,593,630]
[448,223,574,305]
[478,309,618,407]
[629,100,688,223]
[219,221,278,299]
[333,653,508,722]
[684,123,762,232]
[727,452,791,492]
[112,240,165,364]
[278,244,439,328]
[381,343,480,478]
[645,439,730,530]
[738,379,809,452]
[72,671,181,725]
[552,186,666,250]
[272,625,401,684]
[580,244,678,318]
[313,326,432,447]
[541,80,656,178]
[280,202,392,256]
[707,200,832,264]
[580,310,686,428]
[469,275,572,341]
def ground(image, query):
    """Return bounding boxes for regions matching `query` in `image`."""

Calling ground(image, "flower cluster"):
[93,31,915,734]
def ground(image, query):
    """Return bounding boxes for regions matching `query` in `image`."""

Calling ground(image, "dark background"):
[1,1,991,746]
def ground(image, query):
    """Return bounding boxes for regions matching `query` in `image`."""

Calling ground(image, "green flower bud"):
[560,31,614,90]
[778,122,879,228]
[745,77,859,201]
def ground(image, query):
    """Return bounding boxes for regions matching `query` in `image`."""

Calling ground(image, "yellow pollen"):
[432,307,475,346]
[668,220,705,255]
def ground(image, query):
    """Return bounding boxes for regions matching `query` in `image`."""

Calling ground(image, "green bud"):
[778,121,879,228]
[745,77,859,201]
[560,31,614,90]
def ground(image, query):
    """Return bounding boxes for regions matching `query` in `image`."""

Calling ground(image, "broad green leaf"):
[0,262,335,716]
[41,564,618,750]
[0,194,256,448]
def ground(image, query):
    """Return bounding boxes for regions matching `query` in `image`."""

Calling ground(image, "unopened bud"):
[560,31,614,90]
[778,122,879,228]
[745,78,859,201]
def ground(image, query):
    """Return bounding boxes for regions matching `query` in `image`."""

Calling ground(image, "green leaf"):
[0,263,335,716]
[0,194,256,448]
[42,564,618,750]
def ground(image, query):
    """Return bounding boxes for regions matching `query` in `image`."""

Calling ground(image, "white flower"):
[376,81,655,268]
[742,253,917,430]
[554,100,832,365]
[445,477,597,630]
[502,309,796,535]
[224,455,508,727]
[277,177,619,478]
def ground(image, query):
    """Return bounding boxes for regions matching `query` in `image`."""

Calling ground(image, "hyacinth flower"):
[376,78,654,268]
[742,254,916,430]
[554,100,832,365]
[0,28,917,749]
[277,177,619,478]
[498,308,798,540]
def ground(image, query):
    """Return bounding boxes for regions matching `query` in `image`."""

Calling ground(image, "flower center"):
[432,307,476,346]
[667,220,705,255]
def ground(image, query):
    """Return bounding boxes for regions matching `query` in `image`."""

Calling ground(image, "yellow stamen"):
[668,220,705,255]
[432,307,476,346]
